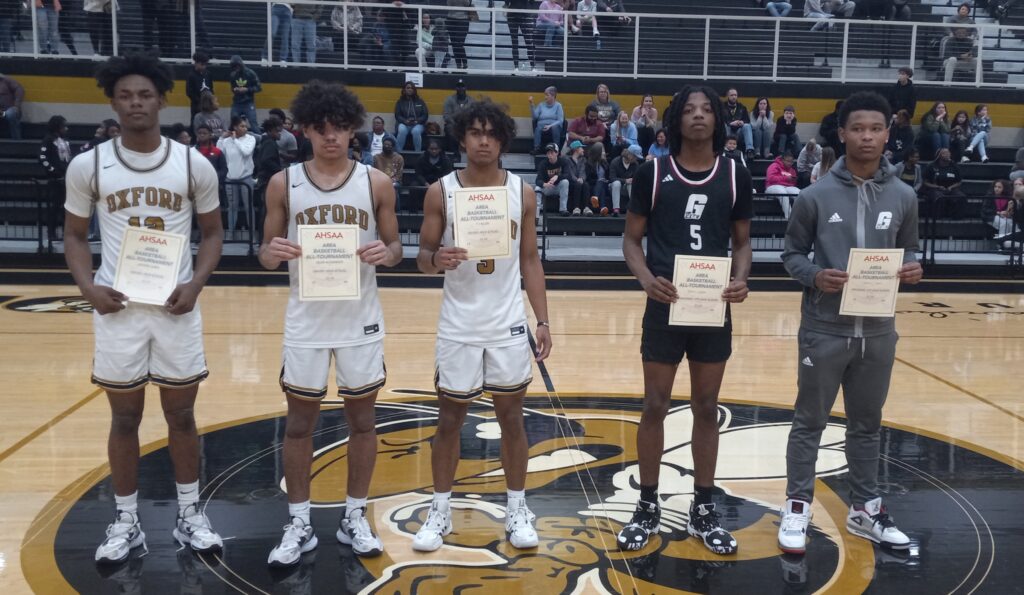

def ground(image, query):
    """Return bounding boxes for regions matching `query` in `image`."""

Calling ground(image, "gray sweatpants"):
[785,327,898,505]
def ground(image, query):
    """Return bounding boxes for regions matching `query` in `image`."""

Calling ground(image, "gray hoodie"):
[782,156,919,338]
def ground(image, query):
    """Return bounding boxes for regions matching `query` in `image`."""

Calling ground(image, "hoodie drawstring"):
[846,337,867,358]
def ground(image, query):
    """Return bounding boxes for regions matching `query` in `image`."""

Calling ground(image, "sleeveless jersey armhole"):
[284,166,291,221]
[438,176,448,230]
[729,157,737,207]
[651,156,661,212]
[90,144,100,208]
[365,163,375,212]
[186,144,195,211]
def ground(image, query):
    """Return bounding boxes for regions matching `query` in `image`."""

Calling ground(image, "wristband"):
[431,251,438,268]
[537,321,550,328]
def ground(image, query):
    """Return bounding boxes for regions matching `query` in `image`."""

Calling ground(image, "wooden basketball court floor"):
[0,278,1022,594]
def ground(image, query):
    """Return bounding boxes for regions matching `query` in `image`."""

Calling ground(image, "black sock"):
[639,484,658,504]
[694,485,714,506]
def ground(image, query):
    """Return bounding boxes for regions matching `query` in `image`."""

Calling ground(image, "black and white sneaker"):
[337,506,384,557]
[616,500,660,551]
[95,511,146,564]
[846,497,910,549]
[686,502,737,555]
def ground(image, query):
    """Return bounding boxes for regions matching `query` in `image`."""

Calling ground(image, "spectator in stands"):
[415,13,445,69]
[568,105,608,149]
[917,101,950,158]
[170,123,191,146]
[758,0,793,17]
[965,104,991,163]
[773,106,800,157]
[943,28,977,84]
[349,134,374,166]
[647,128,669,160]
[722,134,747,168]
[585,141,611,215]
[750,97,775,159]
[0,72,23,139]
[268,108,297,164]
[723,88,754,160]
[1010,147,1024,181]
[195,124,227,185]
[39,115,70,240]
[253,116,283,236]
[369,116,393,158]
[369,8,395,65]
[330,3,371,62]
[598,0,631,38]
[818,100,842,154]
[885,109,914,165]
[589,84,621,130]
[631,94,658,158]
[988,179,1016,238]
[0,2,16,52]
[804,0,855,31]
[945,2,975,35]
[413,139,454,210]
[609,110,639,156]
[530,86,565,154]
[894,148,923,193]
[950,109,971,163]
[443,80,474,155]
[796,139,820,188]
[186,52,213,123]
[374,136,405,208]
[534,143,571,216]
[394,81,428,153]
[573,0,602,48]
[766,151,800,219]
[887,66,917,119]
[447,0,473,69]
[564,140,589,216]
[889,0,912,21]
[291,3,322,64]
[921,147,966,219]
[192,91,225,138]
[80,119,120,153]
[228,56,262,134]
[811,145,837,184]
[505,0,537,72]
[84,0,113,56]
[35,0,59,54]
[263,3,292,64]
[608,145,640,216]
[218,115,256,236]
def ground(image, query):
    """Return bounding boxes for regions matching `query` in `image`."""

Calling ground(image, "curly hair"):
[838,91,892,128]
[94,53,175,98]
[662,85,725,157]
[451,99,517,153]
[290,80,365,134]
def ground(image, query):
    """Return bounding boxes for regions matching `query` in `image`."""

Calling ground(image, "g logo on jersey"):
[684,194,708,220]
[876,212,893,230]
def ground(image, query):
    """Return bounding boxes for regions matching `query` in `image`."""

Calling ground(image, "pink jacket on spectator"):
[537,0,564,25]
[766,156,798,187]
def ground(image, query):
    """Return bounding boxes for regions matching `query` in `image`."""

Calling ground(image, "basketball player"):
[259,80,402,566]
[618,86,753,555]
[62,54,224,563]
[412,100,552,552]
[778,91,920,554]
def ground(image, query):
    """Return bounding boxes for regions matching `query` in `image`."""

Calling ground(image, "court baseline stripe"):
[0,388,104,465]
[894,357,1024,424]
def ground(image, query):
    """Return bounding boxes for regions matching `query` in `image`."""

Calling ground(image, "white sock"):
[346,496,367,513]
[289,500,311,525]
[115,491,138,515]
[176,481,199,515]
[432,491,452,512]
[507,489,526,509]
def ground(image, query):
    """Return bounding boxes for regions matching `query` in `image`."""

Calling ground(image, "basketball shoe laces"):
[691,504,724,533]
[508,504,533,533]
[780,510,809,536]
[422,505,448,533]
[867,505,897,531]
[628,501,658,531]
[280,520,310,548]
[348,508,375,542]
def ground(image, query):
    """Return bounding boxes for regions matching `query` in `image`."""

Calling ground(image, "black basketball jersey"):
[629,154,753,331]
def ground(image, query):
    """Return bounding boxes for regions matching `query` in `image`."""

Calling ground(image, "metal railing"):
[4,1,1024,88]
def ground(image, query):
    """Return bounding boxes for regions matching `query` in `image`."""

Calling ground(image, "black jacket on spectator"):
[888,80,917,118]
[886,124,915,164]
[925,161,961,189]
[415,151,454,186]
[394,97,429,127]
[609,156,639,183]
[535,156,571,186]
[774,116,798,141]
[185,69,214,113]
[724,101,751,127]
[819,111,841,151]
[254,136,282,190]
[39,136,70,178]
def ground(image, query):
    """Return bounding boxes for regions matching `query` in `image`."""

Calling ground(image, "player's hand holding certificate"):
[297,224,360,301]
[839,248,903,317]
[669,255,732,327]
[453,186,510,259]
[113,227,187,306]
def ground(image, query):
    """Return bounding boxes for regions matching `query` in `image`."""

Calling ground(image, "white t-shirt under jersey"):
[65,137,220,288]
[437,170,528,347]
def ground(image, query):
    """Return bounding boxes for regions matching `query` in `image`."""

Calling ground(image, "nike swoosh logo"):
[291,182,304,188]
[103,163,116,169]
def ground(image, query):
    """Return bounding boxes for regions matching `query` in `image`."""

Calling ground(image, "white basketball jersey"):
[437,170,527,346]
[67,137,219,289]
[284,161,384,348]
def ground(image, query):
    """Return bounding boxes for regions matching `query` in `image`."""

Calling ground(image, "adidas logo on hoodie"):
[827,213,843,223]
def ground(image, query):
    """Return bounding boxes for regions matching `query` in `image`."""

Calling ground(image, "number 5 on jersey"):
[476,220,519,275]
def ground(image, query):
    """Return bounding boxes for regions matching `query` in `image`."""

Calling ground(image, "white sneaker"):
[778,499,812,554]
[583,207,593,216]
[506,502,539,549]
[337,506,384,557]
[268,517,318,567]
[412,503,452,552]
[174,504,223,553]
[960,156,970,163]
[95,511,147,563]
[571,208,581,216]
[846,497,910,549]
